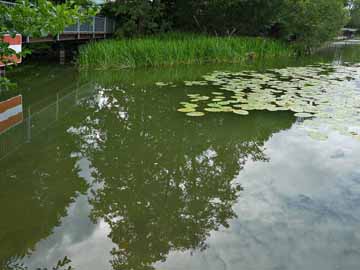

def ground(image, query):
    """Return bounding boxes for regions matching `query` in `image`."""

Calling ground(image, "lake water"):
[1,46,360,270]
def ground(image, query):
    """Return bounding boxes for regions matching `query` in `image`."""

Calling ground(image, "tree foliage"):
[105,0,348,51]
[102,0,170,37]
[0,0,97,89]
[167,0,285,36]
[347,0,360,28]
[0,0,97,37]
[280,0,349,51]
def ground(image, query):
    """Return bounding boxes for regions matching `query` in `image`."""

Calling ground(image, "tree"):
[167,0,284,36]
[102,0,170,37]
[0,0,97,89]
[347,0,360,28]
[280,0,348,52]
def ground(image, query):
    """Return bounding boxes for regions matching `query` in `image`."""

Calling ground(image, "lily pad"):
[204,107,223,112]
[233,109,249,115]
[308,131,328,141]
[186,112,205,117]
[294,112,314,118]
[178,108,196,113]
[182,103,198,108]
[155,82,170,87]
[176,64,360,141]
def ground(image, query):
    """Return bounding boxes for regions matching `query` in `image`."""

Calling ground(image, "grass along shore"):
[78,34,294,69]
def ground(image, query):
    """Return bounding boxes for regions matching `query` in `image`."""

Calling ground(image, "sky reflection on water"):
[1,47,360,270]
[157,126,360,270]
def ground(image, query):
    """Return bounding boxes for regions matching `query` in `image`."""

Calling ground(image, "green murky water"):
[1,46,360,270]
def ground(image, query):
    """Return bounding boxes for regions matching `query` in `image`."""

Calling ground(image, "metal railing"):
[0,0,15,7]
[64,16,116,35]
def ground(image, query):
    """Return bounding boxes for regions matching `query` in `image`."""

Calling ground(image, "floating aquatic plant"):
[186,112,205,117]
[155,82,172,87]
[232,109,249,115]
[308,131,328,141]
[294,112,314,118]
[184,81,208,86]
[175,63,360,141]
[177,107,196,113]
[204,107,223,112]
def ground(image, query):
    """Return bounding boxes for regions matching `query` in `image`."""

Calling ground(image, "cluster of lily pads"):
[169,63,360,141]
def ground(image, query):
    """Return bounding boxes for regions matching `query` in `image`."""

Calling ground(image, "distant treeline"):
[101,0,356,51]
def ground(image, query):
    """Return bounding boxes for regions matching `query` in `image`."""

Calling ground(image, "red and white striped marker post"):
[0,34,22,67]
[0,95,23,134]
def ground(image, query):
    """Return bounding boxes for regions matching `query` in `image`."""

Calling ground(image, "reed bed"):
[78,33,294,69]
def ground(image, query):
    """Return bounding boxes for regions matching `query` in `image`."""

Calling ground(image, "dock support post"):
[0,67,5,77]
[59,47,66,65]
[0,67,5,92]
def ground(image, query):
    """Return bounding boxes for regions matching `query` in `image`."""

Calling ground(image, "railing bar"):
[104,17,106,37]
[92,16,95,38]
[77,19,80,39]
[0,0,16,6]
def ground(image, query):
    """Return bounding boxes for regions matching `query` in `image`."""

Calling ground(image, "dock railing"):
[64,16,116,35]
[0,0,15,7]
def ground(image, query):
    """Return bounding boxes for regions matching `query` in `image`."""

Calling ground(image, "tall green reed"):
[78,33,294,69]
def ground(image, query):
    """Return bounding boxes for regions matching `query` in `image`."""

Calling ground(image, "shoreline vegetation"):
[78,33,294,70]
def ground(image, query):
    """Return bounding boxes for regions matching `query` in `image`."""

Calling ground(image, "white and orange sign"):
[0,34,22,67]
[0,95,23,134]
